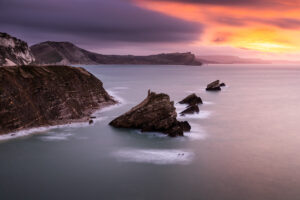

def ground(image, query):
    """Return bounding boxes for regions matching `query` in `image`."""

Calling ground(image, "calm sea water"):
[1,64,300,200]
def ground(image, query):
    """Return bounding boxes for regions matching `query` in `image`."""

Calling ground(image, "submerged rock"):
[206,80,222,91]
[109,90,191,137]
[180,105,200,116]
[179,93,203,106]
[0,65,117,135]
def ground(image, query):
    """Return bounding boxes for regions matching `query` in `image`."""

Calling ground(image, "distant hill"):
[197,55,272,64]
[31,41,202,66]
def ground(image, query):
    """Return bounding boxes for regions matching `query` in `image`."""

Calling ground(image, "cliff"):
[0,65,116,135]
[0,32,35,66]
[31,41,202,66]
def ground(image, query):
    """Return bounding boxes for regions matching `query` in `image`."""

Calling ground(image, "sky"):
[1,0,300,60]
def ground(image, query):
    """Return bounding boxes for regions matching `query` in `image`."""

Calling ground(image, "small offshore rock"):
[180,105,200,116]
[89,120,94,124]
[206,80,221,91]
[179,93,202,106]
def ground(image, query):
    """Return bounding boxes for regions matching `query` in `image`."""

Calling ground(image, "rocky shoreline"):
[0,32,227,139]
[0,103,119,141]
[0,65,117,136]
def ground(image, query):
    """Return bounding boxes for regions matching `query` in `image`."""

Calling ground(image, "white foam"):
[0,115,108,142]
[131,129,168,138]
[203,101,214,105]
[185,123,207,140]
[185,90,196,94]
[178,110,212,119]
[175,103,212,119]
[106,89,126,105]
[38,132,73,141]
[113,149,194,165]
[111,86,129,90]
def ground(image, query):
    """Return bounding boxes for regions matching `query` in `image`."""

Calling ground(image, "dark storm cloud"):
[0,0,202,45]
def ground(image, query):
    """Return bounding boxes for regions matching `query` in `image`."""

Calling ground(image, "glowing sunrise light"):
[134,0,300,54]
[238,42,292,52]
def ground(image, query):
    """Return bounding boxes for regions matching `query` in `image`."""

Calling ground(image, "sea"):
[1,64,300,200]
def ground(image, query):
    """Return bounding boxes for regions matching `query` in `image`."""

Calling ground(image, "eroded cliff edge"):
[0,32,35,66]
[0,65,117,135]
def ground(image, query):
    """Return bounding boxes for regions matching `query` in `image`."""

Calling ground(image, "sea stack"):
[206,80,222,91]
[109,90,191,137]
[0,65,117,135]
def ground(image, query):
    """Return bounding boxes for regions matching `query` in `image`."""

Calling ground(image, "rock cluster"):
[109,90,191,137]
[206,80,226,91]
[0,65,117,135]
[179,93,203,116]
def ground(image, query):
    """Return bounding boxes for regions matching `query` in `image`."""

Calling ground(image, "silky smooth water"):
[1,64,300,200]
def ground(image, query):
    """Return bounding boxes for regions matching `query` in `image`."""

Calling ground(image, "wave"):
[106,89,125,104]
[178,110,212,120]
[175,103,212,119]
[185,123,207,140]
[113,148,194,165]
[203,101,214,105]
[111,86,129,90]
[37,132,73,141]
[0,118,107,142]
[130,129,168,138]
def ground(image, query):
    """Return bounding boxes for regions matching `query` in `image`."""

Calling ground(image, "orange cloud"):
[133,0,300,53]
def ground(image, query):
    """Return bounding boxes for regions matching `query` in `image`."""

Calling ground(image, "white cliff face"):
[0,32,35,66]
[0,37,16,48]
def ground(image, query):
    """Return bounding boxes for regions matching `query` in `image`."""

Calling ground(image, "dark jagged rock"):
[206,80,222,91]
[0,65,117,135]
[89,120,94,124]
[109,90,191,137]
[178,121,191,132]
[220,82,226,87]
[180,105,200,116]
[179,93,203,106]
[0,32,35,66]
[31,41,202,66]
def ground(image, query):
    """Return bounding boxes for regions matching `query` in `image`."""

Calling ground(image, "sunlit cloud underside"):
[134,0,300,53]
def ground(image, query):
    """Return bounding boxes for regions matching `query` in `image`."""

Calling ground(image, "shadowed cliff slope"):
[0,65,116,135]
